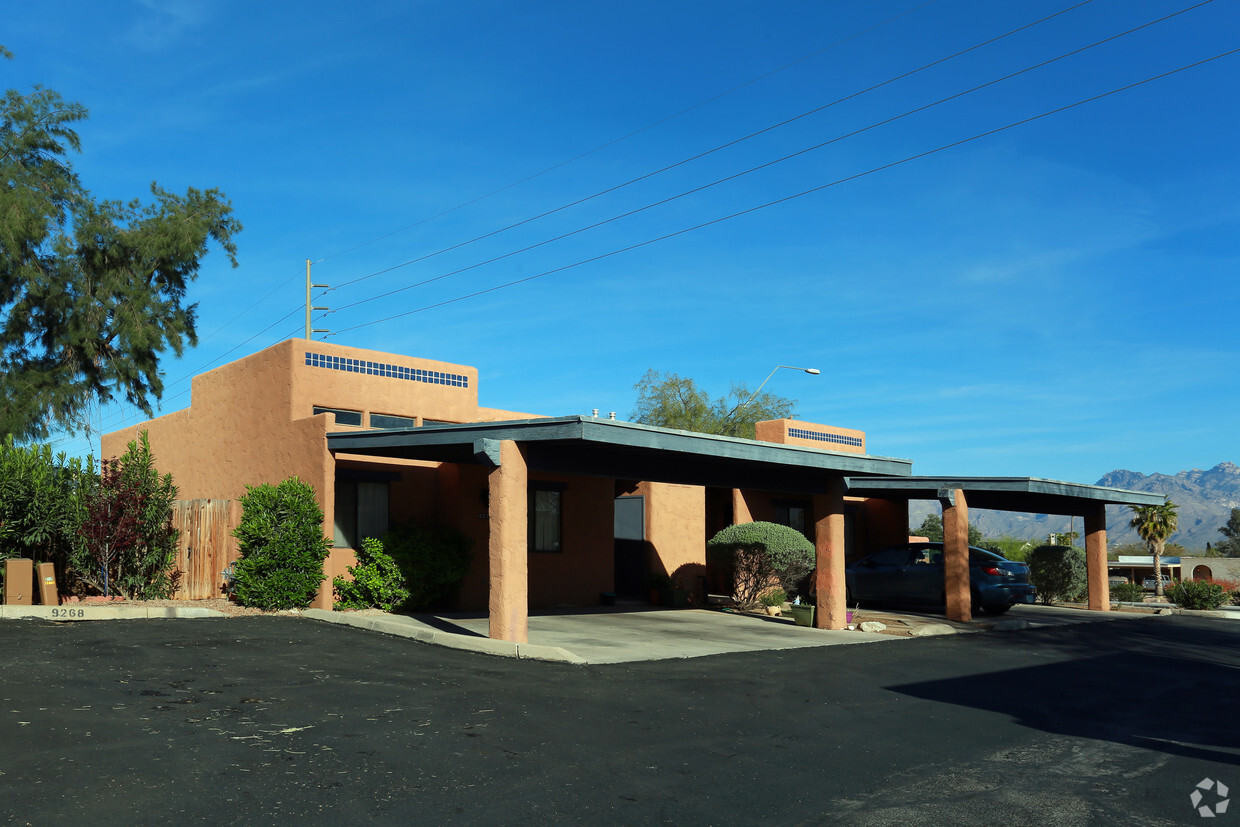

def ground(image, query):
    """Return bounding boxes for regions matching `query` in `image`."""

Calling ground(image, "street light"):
[724,364,820,422]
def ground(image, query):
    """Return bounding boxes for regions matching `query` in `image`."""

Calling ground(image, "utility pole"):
[305,259,330,340]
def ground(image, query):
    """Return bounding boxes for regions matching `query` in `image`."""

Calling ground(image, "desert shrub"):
[72,433,179,598]
[232,477,331,610]
[758,587,787,608]
[1110,582,1146,603]
[1213,578,1240,606]
[1166,579,1228,611]
[708,522,815,609]
[1027,545,1087,605]
[381,520,472,610]
[333,536,410,611]
[0,437,94,585]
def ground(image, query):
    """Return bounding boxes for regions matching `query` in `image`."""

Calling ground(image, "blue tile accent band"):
[788,427,863,448]
[304,352,469,388]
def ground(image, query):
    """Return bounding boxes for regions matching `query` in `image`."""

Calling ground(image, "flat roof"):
[845,475,1165,515]
[328,415,913,494]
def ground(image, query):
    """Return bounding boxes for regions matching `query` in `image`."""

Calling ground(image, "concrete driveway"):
[302,601,1154,664]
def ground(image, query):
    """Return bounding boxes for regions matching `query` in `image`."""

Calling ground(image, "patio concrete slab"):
[306,606,895,664]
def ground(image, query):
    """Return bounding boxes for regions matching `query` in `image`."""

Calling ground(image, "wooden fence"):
[170,499,241,599]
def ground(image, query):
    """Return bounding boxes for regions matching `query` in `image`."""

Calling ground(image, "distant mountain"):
[907,462,1239,552]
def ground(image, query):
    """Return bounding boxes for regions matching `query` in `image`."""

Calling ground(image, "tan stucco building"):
[104,338,1164,643]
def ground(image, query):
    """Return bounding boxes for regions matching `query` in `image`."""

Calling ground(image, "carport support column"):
[812,477,847,630]
[487,440,528,643]
[731,489,754,524]
[1085,503,1110,612]
[941,488,972,623]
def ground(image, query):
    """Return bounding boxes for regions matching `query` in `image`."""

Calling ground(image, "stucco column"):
[732,489,754,524]
[1085,503,1110,612]
[487,440,528,643]
[812,477,847,630]
[941,489,971,623]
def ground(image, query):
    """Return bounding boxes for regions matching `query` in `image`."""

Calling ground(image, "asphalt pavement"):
[1,613,1237,824]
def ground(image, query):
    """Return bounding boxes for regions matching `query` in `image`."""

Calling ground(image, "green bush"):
[758,587,787,608]
[333,537,410,611]
[1166,579,1228,611]
[232,477,331,610]
[0,437,94,588]
[708,521,815,608]
[381,520,472,610]
[1110,582,1146,603]
[1027,545,1087,605]
[71,432,179,599]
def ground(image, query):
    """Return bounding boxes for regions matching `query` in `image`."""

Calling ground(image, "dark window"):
[773,500,810,539]
[370,413,415,429]
[314,406,362,427]
[334,479,389,549]
[529,485,563,553]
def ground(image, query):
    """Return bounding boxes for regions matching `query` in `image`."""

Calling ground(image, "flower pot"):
[789,604,815,627]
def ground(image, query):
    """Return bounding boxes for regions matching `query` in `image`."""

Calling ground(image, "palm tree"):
[1129,501,1179,598]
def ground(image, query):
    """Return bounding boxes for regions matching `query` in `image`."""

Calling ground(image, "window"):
[370,413,415,430]
[314,406,362,427]
[773,500,810,539]
[529,485,563,553]
[334,479,390,549]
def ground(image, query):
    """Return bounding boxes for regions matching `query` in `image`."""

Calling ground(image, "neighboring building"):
[103,338,1163,641]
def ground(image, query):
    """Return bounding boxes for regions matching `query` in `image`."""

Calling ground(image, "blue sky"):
[5,0,1238,484]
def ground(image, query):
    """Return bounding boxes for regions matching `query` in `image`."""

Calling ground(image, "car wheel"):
[979,604,1012,616]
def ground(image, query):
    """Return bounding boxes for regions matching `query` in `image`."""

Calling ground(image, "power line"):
[310,0,944,267]
[330,46,1239,336]
[327,0,1210,319]
[329,0,1099,294]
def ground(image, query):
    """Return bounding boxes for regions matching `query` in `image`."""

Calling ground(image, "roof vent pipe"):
[592,409,599,417]
[608,412,616,420]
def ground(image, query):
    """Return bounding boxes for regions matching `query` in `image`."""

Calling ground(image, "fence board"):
[171,499,240,599]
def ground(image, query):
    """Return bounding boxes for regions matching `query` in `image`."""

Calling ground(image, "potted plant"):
[758,587,786,616]
[788,597,815,627]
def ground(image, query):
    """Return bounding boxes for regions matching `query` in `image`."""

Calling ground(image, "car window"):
[910,548,942,566]
[866,549,916,566]
[968,548,1004,563]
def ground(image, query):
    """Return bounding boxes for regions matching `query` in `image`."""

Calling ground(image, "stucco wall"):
[754,418,866,454]
[641,482,706,590]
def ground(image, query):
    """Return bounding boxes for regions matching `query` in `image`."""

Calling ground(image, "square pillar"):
[941,489,971,623]
[812,477,847,629]
[487,440,528,643]
[1085,504,1110,611]
[731,489,754,524]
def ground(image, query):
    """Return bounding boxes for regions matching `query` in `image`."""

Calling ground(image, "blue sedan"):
[845,543,1036,615]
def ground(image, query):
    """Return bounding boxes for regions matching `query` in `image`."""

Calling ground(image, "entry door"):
[614,496,645,597]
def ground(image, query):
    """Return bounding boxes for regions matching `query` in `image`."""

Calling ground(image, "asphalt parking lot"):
[2,613,1237,824]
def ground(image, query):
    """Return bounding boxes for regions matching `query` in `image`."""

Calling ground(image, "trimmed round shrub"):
[381,521,472,610]
[1027,545,1087,605]
[334,537,410,611]
[708,521,814,608]
[232,477,331,610]
[1166,579,1228,611]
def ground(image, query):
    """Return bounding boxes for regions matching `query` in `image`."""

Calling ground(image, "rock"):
[911,623,958,637]
[859,621,887,633]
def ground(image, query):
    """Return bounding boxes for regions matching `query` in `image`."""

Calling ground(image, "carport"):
[844,477,1166,622]
[328,415,912,641]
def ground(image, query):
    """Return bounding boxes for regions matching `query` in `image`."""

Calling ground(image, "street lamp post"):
[724,364,820,423]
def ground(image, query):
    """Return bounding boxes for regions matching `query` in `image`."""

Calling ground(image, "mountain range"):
[907,461,1239,552]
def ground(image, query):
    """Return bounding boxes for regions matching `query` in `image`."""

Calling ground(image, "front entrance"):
[614,495,645,597]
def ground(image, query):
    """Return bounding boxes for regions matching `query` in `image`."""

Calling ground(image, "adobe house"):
[103,338,1163,641]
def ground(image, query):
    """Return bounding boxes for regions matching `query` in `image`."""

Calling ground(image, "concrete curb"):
[300,609,588,664]
[0,605,225,621]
